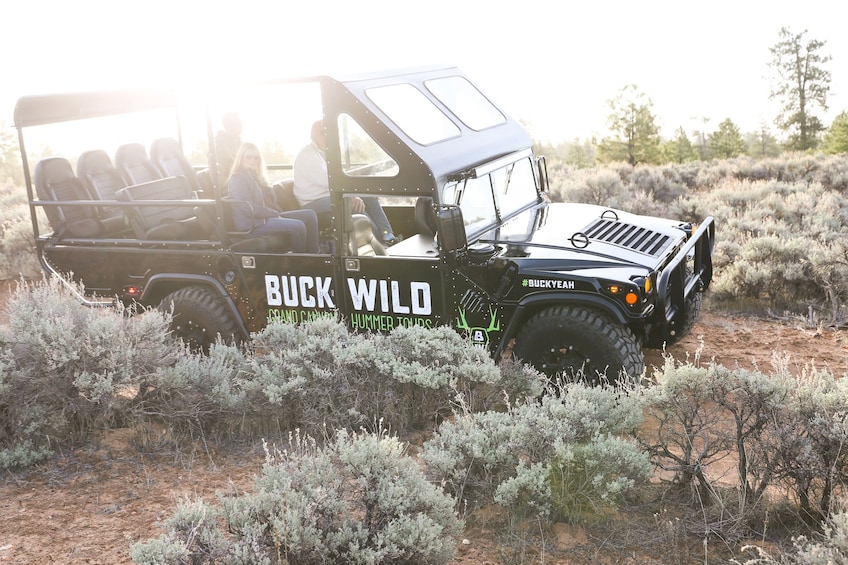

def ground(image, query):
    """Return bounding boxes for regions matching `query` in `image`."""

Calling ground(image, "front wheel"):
[514,305,644,385]
[158,286,240,352]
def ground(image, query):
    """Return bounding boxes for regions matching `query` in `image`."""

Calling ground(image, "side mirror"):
[536,155,549,193]
[436,205,467,254]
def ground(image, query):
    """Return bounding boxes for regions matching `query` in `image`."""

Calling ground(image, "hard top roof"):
[14,66,533,188]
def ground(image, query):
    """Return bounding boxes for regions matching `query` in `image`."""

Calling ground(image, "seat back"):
[352,213,386,256]
[115,143,162,186]
[150,137,201,192]
[115,176,204,240]
[33,157,103,238]
[77,149,129,234]
[274,178,300,211]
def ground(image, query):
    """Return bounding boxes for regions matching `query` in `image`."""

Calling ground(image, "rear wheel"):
[158,286,239,352]
[514,305,644,385]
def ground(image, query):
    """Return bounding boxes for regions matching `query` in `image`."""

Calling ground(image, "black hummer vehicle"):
[14,66,714,381]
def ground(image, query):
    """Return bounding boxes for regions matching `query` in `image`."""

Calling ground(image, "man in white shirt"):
[294,120,399,244]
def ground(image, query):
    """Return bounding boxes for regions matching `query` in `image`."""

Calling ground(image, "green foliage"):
[422,381,648,524]
[565,139,596,169]
[596,85,661,166]
[822,111,848,155]
[131,429,464,565]
[769,27,832,151]
[661,127,698,164]
[545,434,652,523]
[745,124,782,158]
[709,118,746,159]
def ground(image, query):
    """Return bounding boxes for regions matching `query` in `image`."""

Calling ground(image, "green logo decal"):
[456,307,501,348]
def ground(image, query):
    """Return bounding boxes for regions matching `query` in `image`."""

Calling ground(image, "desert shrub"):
[817,155,848,192]
[792,505,848,564]
[552,168,628,207]
[0,190,41,280]
[245,318,544,437]
[676,175,848,315]
[131,428,464,565]
[640,357,848,543]
[630,166,687,203]
[763,371,848,525]
[544,434,653,523]
[641,359,791,496]
[639,360,732,493]
[132,343,256,439]
[421,381,649,523]
[0,279,178,468]
[129,499,225,564]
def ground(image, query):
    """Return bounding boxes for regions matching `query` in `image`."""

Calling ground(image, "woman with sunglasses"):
[227,142,319,253]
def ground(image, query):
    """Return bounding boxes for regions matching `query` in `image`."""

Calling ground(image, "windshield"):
[443,156,539,238]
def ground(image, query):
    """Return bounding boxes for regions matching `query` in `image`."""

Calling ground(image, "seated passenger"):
[227,142,319,253]
[294,119,400,245]
[215,112,242,189]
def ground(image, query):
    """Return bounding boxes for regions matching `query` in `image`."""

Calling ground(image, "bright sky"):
[2,0,846,144]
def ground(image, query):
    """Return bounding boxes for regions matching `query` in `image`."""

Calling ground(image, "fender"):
[140,273,251,340]
[495,292,632,360]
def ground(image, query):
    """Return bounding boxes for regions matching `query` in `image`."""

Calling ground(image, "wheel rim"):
[173,320,211,352]
[540,343,590,376]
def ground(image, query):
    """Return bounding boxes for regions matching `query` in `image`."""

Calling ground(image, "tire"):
[158,286,239,352]
[514,305,644,385]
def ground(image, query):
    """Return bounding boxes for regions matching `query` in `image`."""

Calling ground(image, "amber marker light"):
[625,291,639,305]
[608,285,621,294]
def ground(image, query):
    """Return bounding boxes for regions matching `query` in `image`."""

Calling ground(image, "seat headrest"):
[34,156,75,184]
[150,137,200,191]
[115,143,162,185]
[77,149,114,176]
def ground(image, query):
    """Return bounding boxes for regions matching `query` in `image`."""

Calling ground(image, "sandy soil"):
[1,309,846,564]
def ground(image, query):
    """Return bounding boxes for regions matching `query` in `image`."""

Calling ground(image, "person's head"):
[222,112,242,137]
[231,142,267,183]
[310,120,326,151]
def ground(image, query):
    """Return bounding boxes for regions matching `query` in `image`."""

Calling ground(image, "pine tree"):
[709,119,745,159]
[596,85,661,166]
[769,27,831,151]
[821,111,848,155]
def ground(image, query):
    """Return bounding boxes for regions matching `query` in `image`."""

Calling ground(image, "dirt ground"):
[1,309,846,565]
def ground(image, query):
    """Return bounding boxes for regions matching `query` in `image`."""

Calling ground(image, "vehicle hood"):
[483,202,691,274]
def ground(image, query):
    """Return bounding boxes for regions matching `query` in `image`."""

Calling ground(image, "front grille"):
[582,218,673,257]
